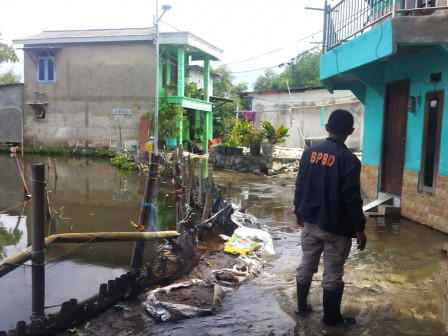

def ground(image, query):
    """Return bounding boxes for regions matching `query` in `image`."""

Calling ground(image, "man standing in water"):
[293,109,367,326]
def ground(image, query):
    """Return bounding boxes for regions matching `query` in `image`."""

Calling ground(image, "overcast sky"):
[1,0,329,88]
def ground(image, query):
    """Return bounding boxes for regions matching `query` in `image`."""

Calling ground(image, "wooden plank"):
[363,196,393,212]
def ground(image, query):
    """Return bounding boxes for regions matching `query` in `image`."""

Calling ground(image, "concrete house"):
[320,0,448,233]
[13,26,222,151]
[240,87,364,151]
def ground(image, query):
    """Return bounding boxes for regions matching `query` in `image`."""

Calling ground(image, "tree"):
[0,35,20,84]
[281,50,321,88]
[0,38,19,65]
[212,65,249,140]
[253,68,282,91]
[0,70,21,84]
[253,50,322,90]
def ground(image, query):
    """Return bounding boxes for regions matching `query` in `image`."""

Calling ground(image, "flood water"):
[1,155,447,335]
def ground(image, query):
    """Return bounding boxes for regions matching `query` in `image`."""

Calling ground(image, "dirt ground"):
[152,282,215,309]
[56,243,238,336]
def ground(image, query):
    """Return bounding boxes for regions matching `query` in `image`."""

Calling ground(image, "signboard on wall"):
[113,109,132,115]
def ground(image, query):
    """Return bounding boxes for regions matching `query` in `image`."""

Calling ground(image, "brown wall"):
[23,41,156,148]
[401,170,448,233]
[361,163,379,200]
[361,165,448,234]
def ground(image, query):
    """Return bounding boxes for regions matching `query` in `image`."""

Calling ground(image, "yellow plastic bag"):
[224,234,260,255]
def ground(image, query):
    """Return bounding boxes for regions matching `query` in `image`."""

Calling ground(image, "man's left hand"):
[355,231,367,251]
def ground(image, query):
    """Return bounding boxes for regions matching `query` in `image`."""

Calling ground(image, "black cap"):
[327,109,354,135]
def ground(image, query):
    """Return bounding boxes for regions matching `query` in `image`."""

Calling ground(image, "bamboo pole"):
[0,231,179,279]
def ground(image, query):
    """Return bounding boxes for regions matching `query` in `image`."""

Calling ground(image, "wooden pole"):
[130,153,160,270]
[226,181,233,200]
[198,159,204,205]
[14,156,30,196]
[53,158,58,179]
[31,163,46,319]
[208,166,213,192]
[201,192,213,222]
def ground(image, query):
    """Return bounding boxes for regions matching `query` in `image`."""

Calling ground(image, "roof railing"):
[324,0,448,52]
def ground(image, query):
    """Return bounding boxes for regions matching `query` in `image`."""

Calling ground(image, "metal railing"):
[324,0,447,52]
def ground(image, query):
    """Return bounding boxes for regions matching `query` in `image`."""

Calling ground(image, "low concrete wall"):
[0,83,23,144]
[209,152,297,173]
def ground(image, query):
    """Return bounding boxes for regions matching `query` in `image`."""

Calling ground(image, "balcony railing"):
[324,0,448,52]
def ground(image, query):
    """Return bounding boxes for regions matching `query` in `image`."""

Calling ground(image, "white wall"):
[245,88,364,151]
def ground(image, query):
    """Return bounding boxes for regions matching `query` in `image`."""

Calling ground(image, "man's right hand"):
[296,216,304,228]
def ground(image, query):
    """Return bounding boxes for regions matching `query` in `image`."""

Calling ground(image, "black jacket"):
[294,137,365,238]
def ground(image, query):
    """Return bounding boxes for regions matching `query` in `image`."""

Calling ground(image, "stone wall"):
[401,170,448,234]
[209,152,298,173]
[360,163,379,200]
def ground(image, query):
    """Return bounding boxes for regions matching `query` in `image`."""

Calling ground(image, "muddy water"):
[1,157,447,335]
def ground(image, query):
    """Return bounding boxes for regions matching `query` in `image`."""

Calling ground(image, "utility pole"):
[153,0,171,156]
[305,0,329,53]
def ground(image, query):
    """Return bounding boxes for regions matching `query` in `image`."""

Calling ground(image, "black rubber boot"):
[294,282,313,316]
[321,285,356,326]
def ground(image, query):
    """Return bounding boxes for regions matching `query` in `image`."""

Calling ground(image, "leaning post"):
[31,162,46,320]
[130,154,160,270]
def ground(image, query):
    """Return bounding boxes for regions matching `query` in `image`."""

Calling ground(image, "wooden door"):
[381,80,410,195]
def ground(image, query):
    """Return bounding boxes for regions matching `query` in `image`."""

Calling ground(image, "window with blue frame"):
[37,56,56,83]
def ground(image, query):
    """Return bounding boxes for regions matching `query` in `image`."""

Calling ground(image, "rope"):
[29,178,47,185]
[147,202,157,231]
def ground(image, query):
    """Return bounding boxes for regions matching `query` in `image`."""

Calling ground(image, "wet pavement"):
[0,155,447,335]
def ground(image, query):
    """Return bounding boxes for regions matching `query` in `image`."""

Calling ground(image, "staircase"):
[363,193,401,217]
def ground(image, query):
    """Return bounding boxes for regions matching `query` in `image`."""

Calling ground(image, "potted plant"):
[223,136,240,156]
[165,83,177,96]
[260,121,289,156]
[159,103,185,149]
[185,82,204,99]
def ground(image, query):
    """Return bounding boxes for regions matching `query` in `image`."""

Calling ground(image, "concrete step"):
[363,196,394,212]
[378,204,401,217]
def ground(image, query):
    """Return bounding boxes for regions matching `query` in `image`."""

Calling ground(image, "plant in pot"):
[223,136,240,156]
[159,103,185,150]
[165,83,177,96]
[185,82,204,99]
[243,126,264,157]
[260,121,289,156]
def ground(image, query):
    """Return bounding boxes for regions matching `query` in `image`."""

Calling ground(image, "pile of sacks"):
[144,207,275,322]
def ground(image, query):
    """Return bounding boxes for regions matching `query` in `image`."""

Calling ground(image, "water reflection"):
[0,155,166,330]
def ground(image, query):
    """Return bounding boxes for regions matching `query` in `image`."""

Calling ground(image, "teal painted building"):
[320,0,448,233]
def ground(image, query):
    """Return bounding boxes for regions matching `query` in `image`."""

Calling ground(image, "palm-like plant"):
[261,121,289,145]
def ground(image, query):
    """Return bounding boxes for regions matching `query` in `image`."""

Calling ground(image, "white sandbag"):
[233,226,275,255]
